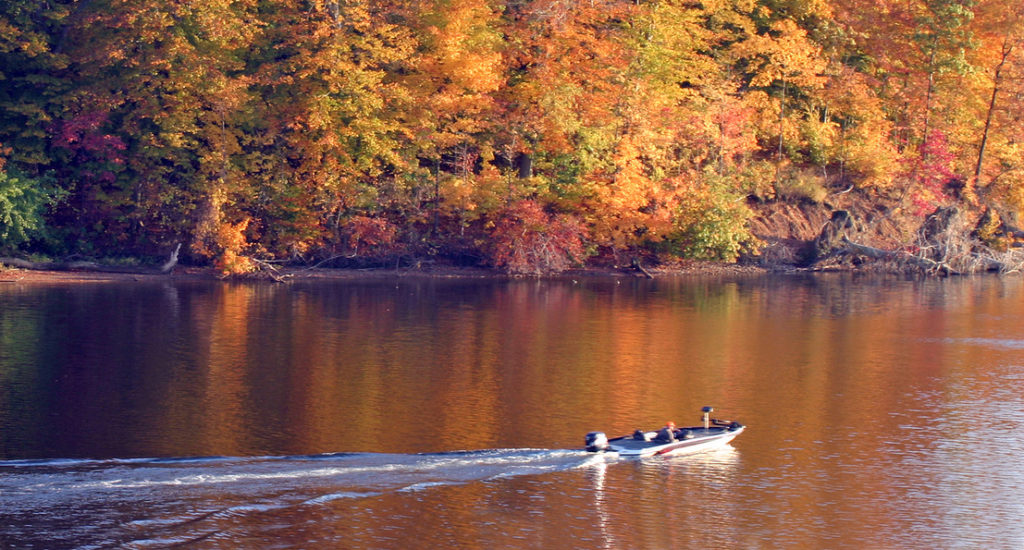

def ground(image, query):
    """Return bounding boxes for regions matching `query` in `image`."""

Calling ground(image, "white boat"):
[585,407,745,458]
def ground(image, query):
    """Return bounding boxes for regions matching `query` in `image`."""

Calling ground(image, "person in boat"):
[656,421,677,442]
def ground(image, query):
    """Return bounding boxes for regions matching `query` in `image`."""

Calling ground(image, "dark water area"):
[1,274,1023,548]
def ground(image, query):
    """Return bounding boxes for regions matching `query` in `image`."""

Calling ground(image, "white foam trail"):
[940,337,1024,350]
[398,480,459,492]
[302,491,381,505]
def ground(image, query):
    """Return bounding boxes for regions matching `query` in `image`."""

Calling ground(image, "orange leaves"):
[12,0,1024,267]
[406,0,504,152]
[419,0,503,94]
[585,136,661,248]
[213,218,256,275]
[191,186,256,275]
[501,0,633,154]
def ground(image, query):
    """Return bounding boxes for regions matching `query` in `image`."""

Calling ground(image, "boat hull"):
[600,426,744,458]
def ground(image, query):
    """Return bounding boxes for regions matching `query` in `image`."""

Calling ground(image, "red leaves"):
[342,215,400,256]
[489,200,587,275]
[51,112,126,161]
[901,131,956,215]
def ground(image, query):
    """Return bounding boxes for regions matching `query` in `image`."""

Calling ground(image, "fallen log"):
[840,237,1012,274]
[0,243,181,275]
[840,237,959,274]
[248,257,292,283]
[631,258,655,279]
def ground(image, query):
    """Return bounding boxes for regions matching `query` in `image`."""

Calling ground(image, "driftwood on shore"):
[0,243,181,275]
[631,258,655,279]
[840,237,1018,275]
[811,207,1023,275]
[841,237,963,275]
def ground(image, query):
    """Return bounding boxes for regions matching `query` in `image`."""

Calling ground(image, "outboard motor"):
[585,431,609,452]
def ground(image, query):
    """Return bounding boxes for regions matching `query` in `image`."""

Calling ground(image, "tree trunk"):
[975,35,1015,188]
[516,153,533,179]
[922,47,936,147]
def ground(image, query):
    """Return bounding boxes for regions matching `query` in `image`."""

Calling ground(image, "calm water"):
[1,274,1022,548]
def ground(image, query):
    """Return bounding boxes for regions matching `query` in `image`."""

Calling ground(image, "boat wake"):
[0,449,608,547]
[937,337,1024,350]
[1,448,606,506]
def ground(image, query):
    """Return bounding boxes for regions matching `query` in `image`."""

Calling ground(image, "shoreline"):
[0,261,777,284]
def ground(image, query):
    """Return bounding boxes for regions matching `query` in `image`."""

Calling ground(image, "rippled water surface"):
[1,274,1022,548]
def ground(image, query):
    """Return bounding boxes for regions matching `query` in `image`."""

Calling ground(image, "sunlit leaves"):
[3,0,1024,268]
[246,0,415,258]
[967,0,1024,207]
[669,176,758,261]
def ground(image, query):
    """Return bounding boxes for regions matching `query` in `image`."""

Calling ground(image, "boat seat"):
[655,428,675,442]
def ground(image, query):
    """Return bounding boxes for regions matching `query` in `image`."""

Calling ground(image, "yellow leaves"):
[584,134,676,248]
[452,51,504,93]
[437,163,507,223]
[735,19,827,90]
[1002,175,1024,218]
[605,140,647,210]
[671,174,757,262]
[982,139,1024,211]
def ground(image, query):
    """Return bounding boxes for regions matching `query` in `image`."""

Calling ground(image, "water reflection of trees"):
[1,275,1021,459]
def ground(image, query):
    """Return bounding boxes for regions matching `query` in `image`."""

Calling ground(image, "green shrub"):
[668,185,758,262]
[0,167,51,252]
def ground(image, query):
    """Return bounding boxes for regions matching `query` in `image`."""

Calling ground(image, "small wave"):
[0,457,111,468]
[940,337,1024,350]
[126,517,187,528]
[302,490,382,505]
[215,503,286,517]
[122,529,226,549]
[399,480,460,492]
[0,452,362,470]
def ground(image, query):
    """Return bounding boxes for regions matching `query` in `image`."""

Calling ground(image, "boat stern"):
[585,431,609,452]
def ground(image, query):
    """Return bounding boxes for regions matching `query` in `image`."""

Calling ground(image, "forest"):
[2,0,1024,275]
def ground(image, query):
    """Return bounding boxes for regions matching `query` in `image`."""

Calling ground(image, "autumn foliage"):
[489,200,587,276]
[2,0,1024,272]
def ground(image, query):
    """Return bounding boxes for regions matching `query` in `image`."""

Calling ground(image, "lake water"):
[1,274,1022,548]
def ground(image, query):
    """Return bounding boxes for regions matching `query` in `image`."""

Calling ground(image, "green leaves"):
[670,177,757,262]
[0,164,56,251]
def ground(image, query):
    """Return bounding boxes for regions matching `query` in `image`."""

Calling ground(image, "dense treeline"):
[1,0,1023,274]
